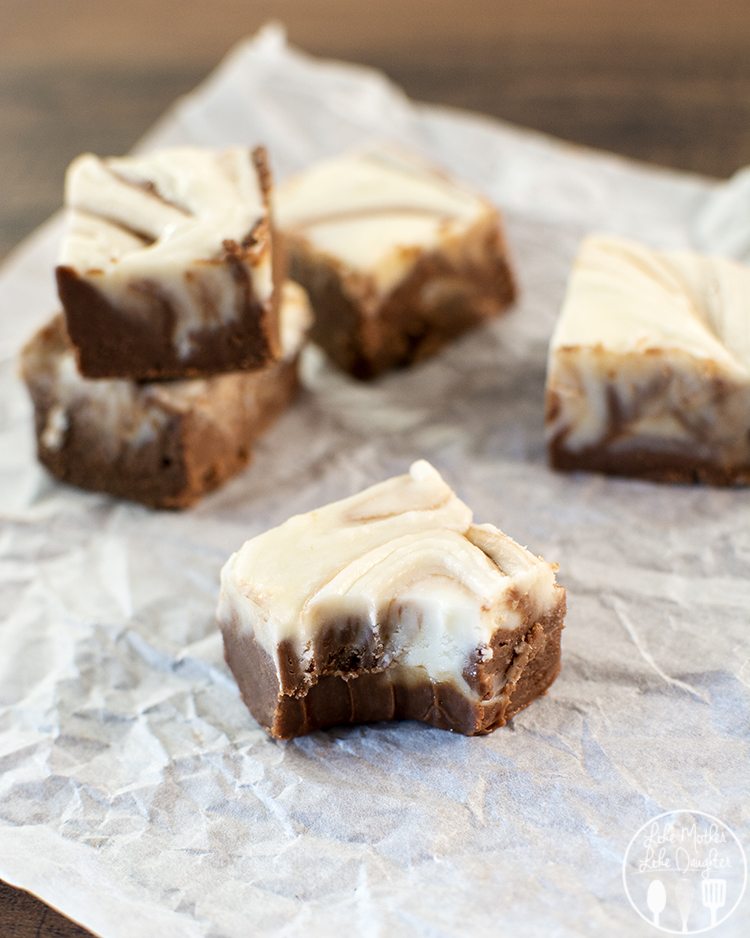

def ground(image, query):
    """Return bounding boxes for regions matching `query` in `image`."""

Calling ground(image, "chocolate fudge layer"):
[546,235,750,485]
[219,461,565,738]
[56,146,281,380]
[21,283,311,509]
[277,148,517,379]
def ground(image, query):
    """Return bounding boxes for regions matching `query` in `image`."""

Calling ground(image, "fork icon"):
[701,878,727,927]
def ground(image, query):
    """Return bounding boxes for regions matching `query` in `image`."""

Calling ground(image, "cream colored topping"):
[61,148,265,268]
[58,147,274,358]
[218,461,560,690]
[547,236,750,453]
[550,236,750,372]
[276,148,494,295]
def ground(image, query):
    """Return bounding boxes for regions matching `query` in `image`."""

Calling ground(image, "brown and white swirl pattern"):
[218,461,563,706]
[546,235,750,482]
[58,146,274,360]
[276,148,499,296]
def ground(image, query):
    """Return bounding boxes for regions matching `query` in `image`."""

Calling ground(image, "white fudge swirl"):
[59,147,274,358]
[25,282,310,459]
[547,235,750,457]
[276,148,498,295]
[218,461,560,689]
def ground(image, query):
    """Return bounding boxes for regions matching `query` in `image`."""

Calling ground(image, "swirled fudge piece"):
[218,461,565,738]
[277,148,516,379]
[21,283,311,509]
[56,146,281,379]
[546,235,750,485]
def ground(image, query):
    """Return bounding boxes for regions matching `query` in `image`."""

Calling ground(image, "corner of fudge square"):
[277,147,518,379]
[55,145,281,380]
[546,234,750,485]
[217,460,565,739]
[20,283,311,509]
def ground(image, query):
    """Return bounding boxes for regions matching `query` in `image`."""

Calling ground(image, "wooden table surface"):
[1,0,749,933]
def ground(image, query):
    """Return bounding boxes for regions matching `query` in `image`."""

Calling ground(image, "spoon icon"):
[647,878,667,928]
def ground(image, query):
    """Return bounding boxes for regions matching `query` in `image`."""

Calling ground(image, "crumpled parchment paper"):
[0,24,748,938]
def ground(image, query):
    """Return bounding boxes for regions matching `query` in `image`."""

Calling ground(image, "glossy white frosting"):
[547,235,750,453]
[218,461,560,691]
[59,147,274,358]
[276,148,496,295]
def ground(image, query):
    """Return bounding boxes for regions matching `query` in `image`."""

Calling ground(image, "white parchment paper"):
[0,25,748,938]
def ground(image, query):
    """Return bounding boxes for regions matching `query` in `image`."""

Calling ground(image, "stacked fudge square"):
[23,144,520,508]
[22,146,312,508]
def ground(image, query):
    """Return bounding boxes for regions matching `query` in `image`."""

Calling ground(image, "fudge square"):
[21,282,310,510]
[276,148,517,379]
[546,235,750,485]
[218,461,565,738]
[56,146,281,380]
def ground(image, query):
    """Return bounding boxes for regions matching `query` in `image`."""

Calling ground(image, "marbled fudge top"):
[276,148,499,294]
[58,146,274,357]
[218,461,560,685]
[551,235,750,375]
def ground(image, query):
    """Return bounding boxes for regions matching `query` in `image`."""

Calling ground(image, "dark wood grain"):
[0,881,91,938]
[1,1,749,934]
[1,0,750,263]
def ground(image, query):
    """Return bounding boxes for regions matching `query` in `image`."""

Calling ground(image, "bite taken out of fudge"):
[56,146,281,380]
[546,235,750,485]
[218,461,565,739]
[21,282,311,510]
[277,147,517,380]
